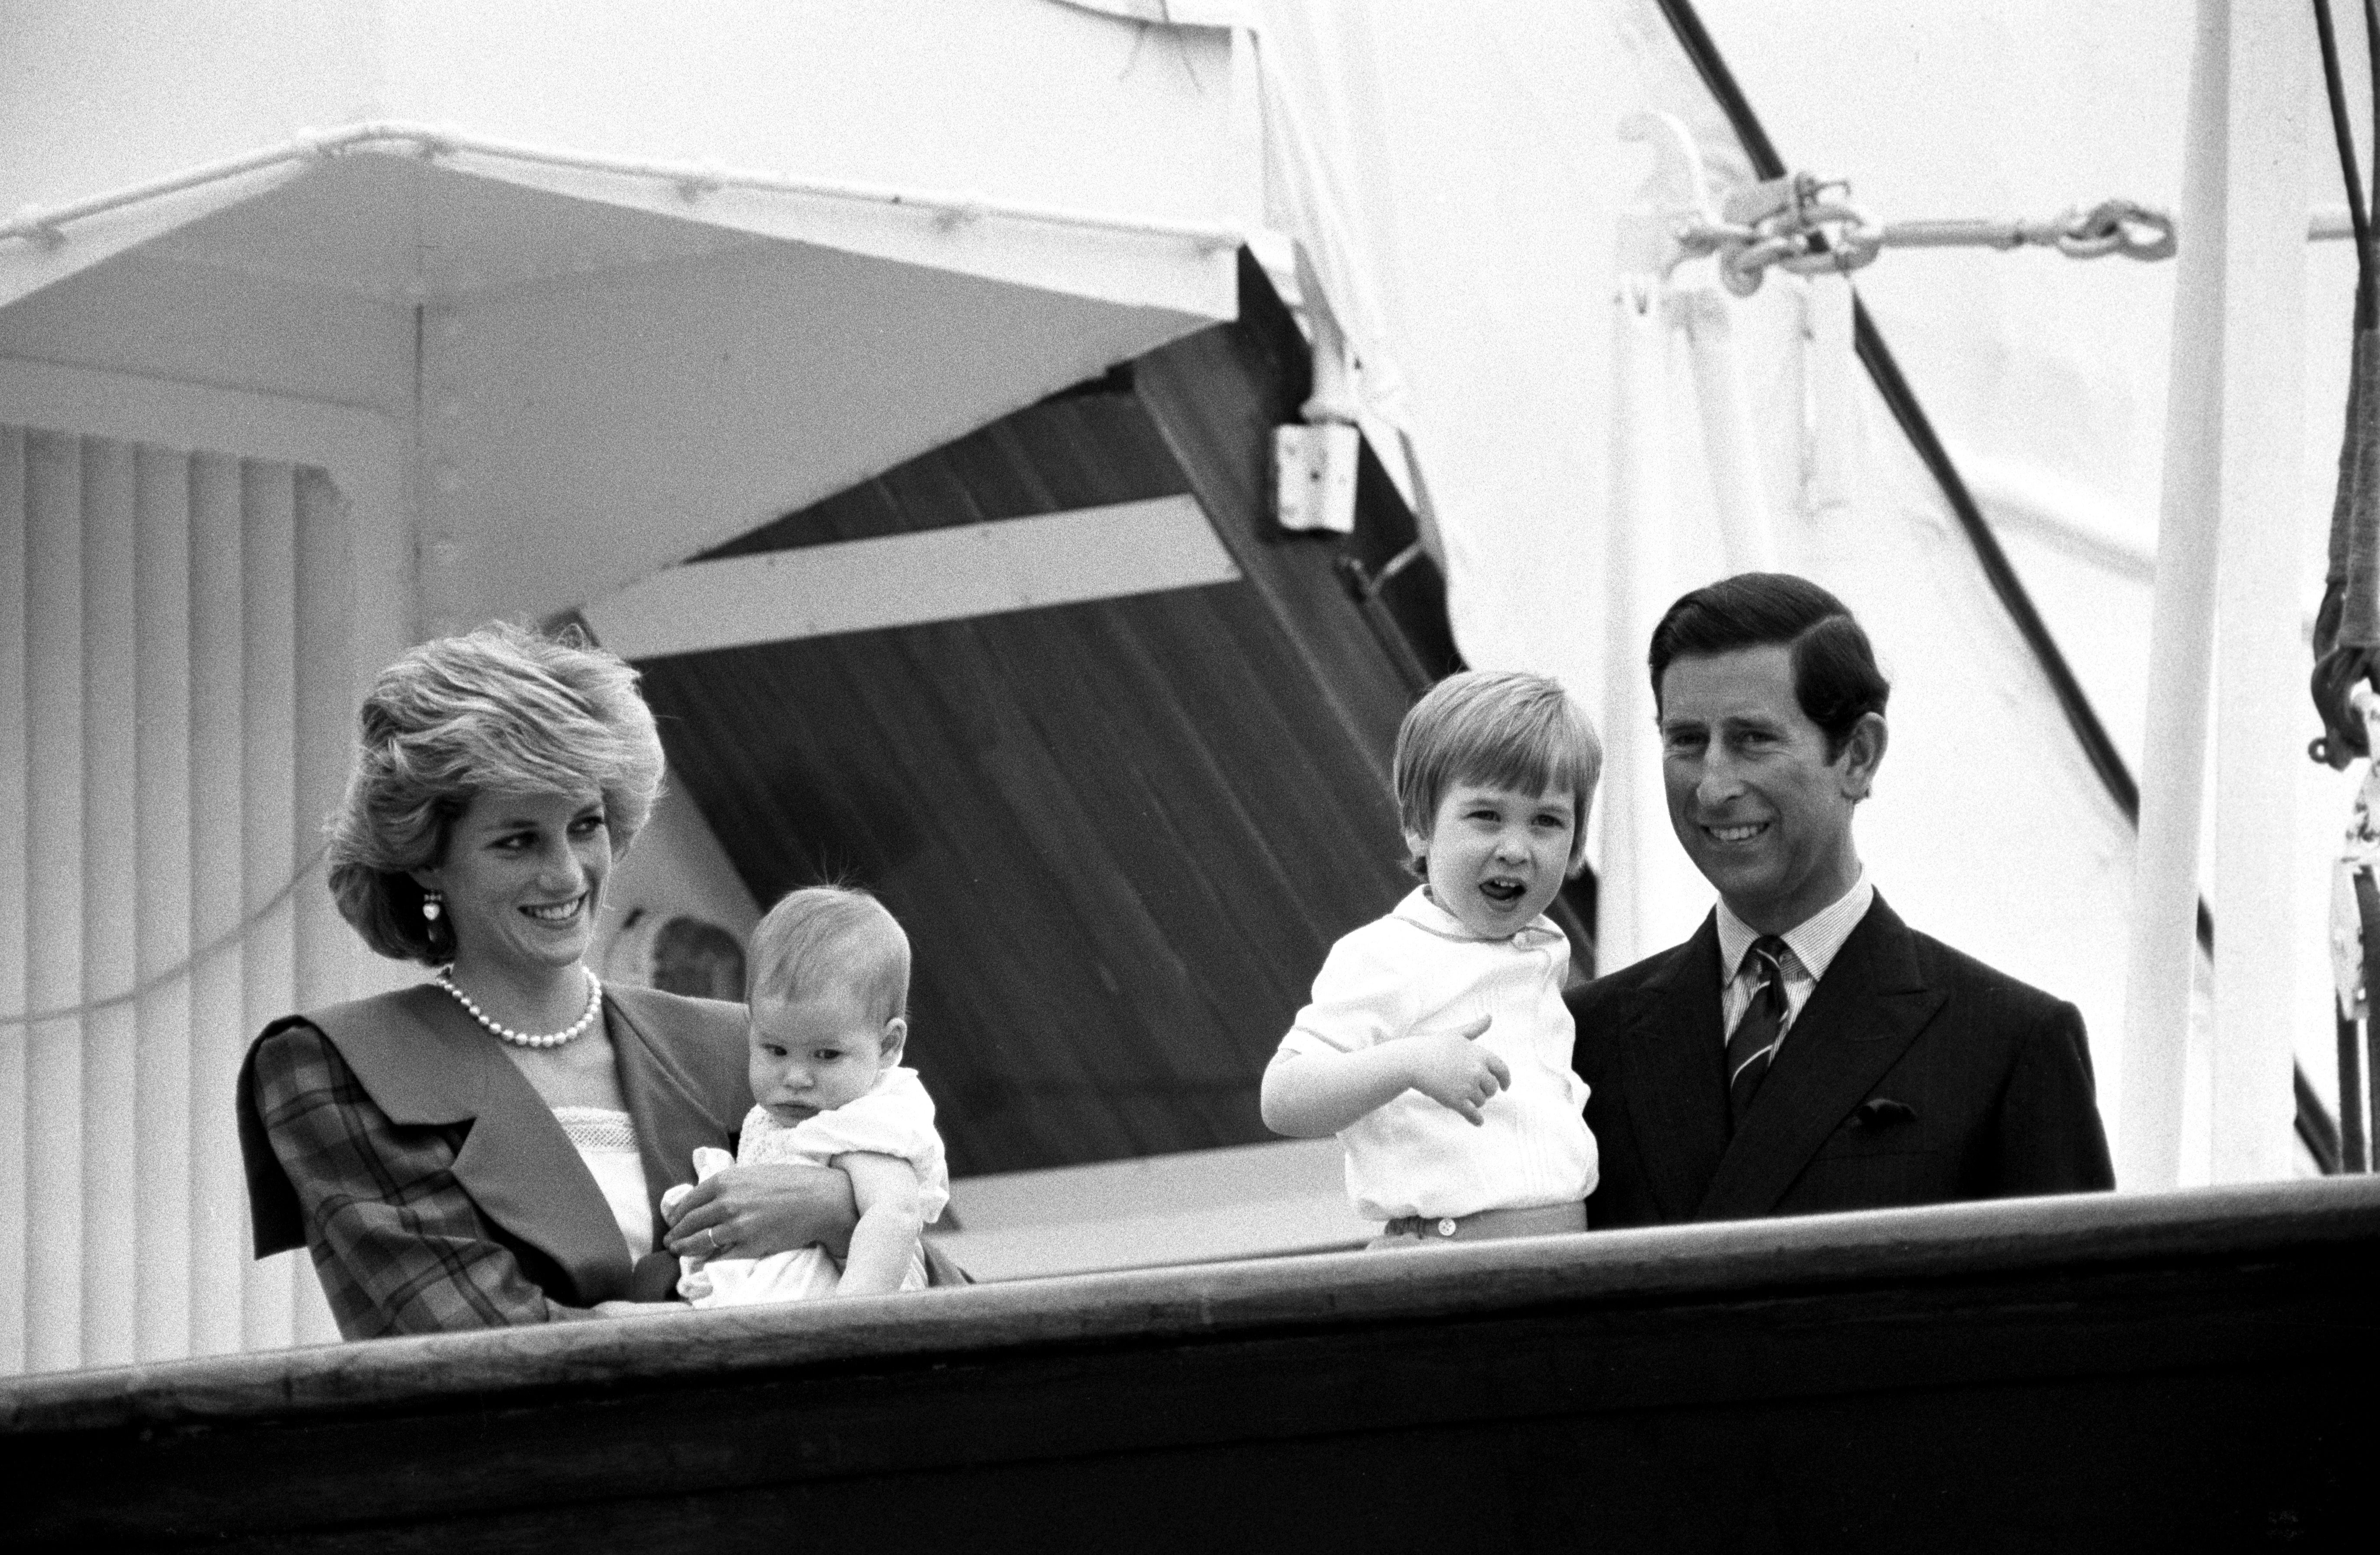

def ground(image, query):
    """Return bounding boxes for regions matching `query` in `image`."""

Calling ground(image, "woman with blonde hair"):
[238,622,874,1334]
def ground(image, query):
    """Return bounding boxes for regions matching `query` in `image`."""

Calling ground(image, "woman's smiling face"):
[417,787,611,977]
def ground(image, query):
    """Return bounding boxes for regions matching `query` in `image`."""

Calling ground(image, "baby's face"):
[747,989,901,1124]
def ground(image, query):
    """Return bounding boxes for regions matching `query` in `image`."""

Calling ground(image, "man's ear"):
[1837,712,1888,801]
[879,1016,908,1065]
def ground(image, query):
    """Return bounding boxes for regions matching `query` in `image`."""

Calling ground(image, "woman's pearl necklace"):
[436,966,603,1049]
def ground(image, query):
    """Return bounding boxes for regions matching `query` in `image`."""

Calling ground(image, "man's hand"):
[661,1161,859,1260]
[1403,1016,1509,1125]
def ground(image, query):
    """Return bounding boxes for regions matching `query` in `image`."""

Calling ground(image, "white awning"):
[0,0,1256,627]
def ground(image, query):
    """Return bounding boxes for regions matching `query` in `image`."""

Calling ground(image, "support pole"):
[1672,288,1780,572]
[2121,0,2308,1187]
[1598,281,1676,974]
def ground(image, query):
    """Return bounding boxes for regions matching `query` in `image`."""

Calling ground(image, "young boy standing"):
[1262,670,1602,1246]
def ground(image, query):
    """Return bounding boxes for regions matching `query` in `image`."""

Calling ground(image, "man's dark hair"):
[1648,572,1890,758]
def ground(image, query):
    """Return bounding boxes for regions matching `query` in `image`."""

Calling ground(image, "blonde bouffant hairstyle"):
[325,621,665,965]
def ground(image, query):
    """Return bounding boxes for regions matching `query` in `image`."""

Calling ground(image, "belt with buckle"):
[1379,1201,1586,1242]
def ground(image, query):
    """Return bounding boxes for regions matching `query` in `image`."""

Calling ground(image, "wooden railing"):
[8,1178,2377,1552]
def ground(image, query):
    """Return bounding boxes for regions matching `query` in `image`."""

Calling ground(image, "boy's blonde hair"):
[1393,670,1603,876]
[747,885,911,1025]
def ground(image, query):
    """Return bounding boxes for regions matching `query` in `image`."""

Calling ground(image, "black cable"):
[1652,0,2332,1161]
[2299,1064,2345,1173]
[2317,0,2375,327]
[1850,306,2142,822]
[1652,0,1783,179]
[2317,1,2371,254]
[2366,0,2380,214]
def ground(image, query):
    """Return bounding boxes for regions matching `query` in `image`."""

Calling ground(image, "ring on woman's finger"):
[702,1227,720,1255]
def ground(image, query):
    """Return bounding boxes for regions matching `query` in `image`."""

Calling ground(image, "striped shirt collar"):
[1714,870,1875,986]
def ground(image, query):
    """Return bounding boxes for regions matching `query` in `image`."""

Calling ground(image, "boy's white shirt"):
[663,1065,947,1306]
[1277,887,1597,1221]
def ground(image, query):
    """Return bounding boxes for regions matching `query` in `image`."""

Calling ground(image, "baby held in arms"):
[1262,670,1602,1247]
[663,886,949,1303]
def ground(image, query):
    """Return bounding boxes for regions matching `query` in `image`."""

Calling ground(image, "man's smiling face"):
[1658,643,1882,934]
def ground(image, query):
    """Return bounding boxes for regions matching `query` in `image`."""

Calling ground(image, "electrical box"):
[1272,421,1359,534]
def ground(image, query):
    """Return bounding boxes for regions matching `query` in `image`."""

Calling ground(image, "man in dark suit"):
[1570,573,2114,1227]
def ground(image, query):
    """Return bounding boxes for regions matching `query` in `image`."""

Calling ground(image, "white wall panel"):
[237,464,298,1355]
[23,429,85,1374]
[184,451,248,1362]
[1,417,381,1371]
[79,437,138,1363]
[287,466,351,1348]
[0,358,407,1373]
[0,428,28,1373]
[131,443,191,1362]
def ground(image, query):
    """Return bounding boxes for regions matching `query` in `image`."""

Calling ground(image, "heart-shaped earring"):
[422,889,444,923]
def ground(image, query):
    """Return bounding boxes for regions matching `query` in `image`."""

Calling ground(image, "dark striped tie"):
[1727,936,1791,1128]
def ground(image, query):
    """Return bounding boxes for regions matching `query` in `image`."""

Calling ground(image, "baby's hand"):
[1404,1016,1508,1125]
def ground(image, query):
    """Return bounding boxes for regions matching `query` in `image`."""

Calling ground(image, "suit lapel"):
[1616,916,1731,1223]
[608,985,743,1245]
[1693,898,1946,1221]
[313,985,633,1305]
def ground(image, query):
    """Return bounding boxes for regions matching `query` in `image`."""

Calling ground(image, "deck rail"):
[10,1178,2377,1551]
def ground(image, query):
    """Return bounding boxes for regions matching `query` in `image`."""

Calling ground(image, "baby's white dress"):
[663,1065,949,1306]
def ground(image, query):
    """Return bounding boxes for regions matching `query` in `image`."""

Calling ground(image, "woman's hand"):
[661,1161,859,1260]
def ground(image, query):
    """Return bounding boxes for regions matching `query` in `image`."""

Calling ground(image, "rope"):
[2308,0,2380,766]
[0,843,332,1030]
[2333,339,2380,652]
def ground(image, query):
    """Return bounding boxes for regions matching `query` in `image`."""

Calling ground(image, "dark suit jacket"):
[238,982,751,1336]
[1567,895,2114,1227]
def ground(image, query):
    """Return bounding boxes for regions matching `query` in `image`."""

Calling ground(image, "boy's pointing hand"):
[1407,1017,1510,1125]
